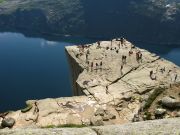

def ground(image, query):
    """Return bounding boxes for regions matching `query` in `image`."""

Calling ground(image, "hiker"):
[120,37,125,45]
[129,50,133,56]
[86,54,89,63]
[87,61,90,71]
[136,51,142,63]
[175,74,178,82]
[160,67,165,74]
[116,50,119,54]
[118,41,121,49]
[111,39,113,48]
[168,70,172,75]
[106,47,109,50]
[91,62,93,72]
[150,71,156,80]
[100,61,103,71]
[139,53,142,62]
[120,65,123,75]
[82,45,85,52]
[87,49,90,55]
[122,55,127,64]
[97,41,101,49]
[76,54,79,58]
[96,63,99,70]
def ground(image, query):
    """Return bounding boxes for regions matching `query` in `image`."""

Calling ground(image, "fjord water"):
[0,32,180,112]
[0,32,96,112]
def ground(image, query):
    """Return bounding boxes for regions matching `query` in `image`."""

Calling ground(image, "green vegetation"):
[42,124,87,128]
[21,103,33,113]
[143,87,165,110]
[0,0,5,4]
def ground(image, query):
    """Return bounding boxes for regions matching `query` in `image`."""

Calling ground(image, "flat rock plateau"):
[0,39,180,134]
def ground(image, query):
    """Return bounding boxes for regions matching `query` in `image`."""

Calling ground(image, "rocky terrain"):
[0,39,179,130]
[0,0,180,43]
[0,118,180,135]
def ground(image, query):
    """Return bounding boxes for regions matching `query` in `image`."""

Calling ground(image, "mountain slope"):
[0,0,180,43]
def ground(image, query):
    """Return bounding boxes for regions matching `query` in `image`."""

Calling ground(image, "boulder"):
[90,116,104,126]
[161,97,180,108]
[95,108,105,116]
[1,118,15,128]
[155,108,166,116]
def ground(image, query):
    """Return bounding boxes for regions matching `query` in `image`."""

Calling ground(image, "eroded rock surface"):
[0,39,180,128]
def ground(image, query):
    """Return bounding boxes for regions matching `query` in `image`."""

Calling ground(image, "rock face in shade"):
[0,39,180,129]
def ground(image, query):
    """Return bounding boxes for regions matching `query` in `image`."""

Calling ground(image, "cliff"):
[0,39,179,129]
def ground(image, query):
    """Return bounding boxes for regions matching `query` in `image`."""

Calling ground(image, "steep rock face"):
[0,39,180,129]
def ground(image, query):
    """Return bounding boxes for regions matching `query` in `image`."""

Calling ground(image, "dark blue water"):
[0,32,180,112]
[0,32,97,112]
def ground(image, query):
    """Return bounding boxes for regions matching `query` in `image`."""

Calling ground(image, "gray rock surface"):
[0,118,179,135]
[90,116,104,126]
[161,96,180,108]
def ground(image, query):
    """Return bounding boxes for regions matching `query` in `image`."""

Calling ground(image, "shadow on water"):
[0,30,179,112]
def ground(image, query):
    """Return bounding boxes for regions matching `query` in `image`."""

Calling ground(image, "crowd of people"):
[74,38,178,82]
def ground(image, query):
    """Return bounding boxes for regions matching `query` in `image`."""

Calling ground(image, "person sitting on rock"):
[150,71,156,80]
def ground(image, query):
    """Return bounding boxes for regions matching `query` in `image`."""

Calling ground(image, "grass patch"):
[42,124,87,128]
[143,87,165,110]
[21,103,33,113]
